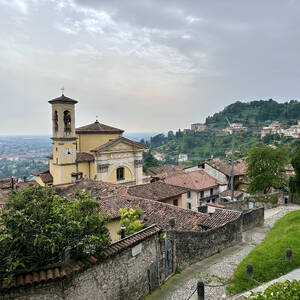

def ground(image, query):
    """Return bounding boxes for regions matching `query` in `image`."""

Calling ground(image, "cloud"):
[1,0,300,135]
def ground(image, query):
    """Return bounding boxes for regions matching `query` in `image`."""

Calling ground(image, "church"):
[34,93,147,186]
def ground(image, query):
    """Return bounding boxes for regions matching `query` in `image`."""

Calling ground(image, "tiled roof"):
[76,152,94,162]
[205,159,247,176]
[205,209,241,228]
[0,225,160,291]
[220,189,243,198]
[76,121,124,134]
[0,178,17,190]
[127,182,188,201]
[207,203,226,208]
[48,94,78,104]
[33,170,53,184]
[91,136,147,153]
[146,165,187,176]
[54,179,128,199]
[164,170,223,191]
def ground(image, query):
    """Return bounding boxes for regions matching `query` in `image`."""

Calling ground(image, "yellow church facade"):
[34,94,147,186]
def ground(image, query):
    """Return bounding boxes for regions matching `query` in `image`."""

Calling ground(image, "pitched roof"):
[76,152,94,163]
[205,159,246,176]
[48,94,78,104]
[54,179,128,199]
[91,136,147,153]
[0,225,160,291]
[33,170,53,184]
[146,165,187,176]
[164,170,223,191]
[76,121,124,134]
[127,182,188,201]
[220,189,243,198]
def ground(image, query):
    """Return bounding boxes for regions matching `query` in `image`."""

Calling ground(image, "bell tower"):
[48,92,78,185]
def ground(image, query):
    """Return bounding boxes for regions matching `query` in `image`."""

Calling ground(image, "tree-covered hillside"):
[146,99,300,165]
[205,99,300,129]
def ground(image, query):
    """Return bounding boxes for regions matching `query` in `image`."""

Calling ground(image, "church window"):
[53,110,58,131]
[63,110,72,133]
[116,167,124,181]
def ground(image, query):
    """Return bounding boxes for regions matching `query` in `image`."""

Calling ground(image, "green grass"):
[227,210,300,295]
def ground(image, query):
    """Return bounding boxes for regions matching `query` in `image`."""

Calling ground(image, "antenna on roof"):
[96,115,99,123]
[61,86,65,96]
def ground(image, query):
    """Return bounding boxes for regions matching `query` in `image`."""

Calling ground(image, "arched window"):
[116,167,124,181]
[63,110,71,133]
[53,110,58,131]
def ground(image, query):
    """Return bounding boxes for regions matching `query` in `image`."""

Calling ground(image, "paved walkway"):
[145,204,300,300]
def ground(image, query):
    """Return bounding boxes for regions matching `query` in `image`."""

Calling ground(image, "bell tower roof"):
[48,94,78,104]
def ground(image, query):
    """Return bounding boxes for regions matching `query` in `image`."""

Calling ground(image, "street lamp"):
[226,118,235,201]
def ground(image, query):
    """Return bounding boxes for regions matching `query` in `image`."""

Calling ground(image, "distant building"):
[153,152,166,161]
[225,123,247,134]
[178,153,188,162]
[191,123,207,132]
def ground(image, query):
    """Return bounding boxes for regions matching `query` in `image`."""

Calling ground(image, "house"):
[127,181,188,207]
[34,93,147,186]
[162,170,227,210]
[225,123,247,134]
[178,153,188,162]
[203,158,247,191]
[191,123,207,132]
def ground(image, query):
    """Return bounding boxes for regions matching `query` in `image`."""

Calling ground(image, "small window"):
[116,167,124,181]
[173,199,178,206]
[210,188,213,196]
[187,202,191,209]
[187,191,191,198]
[200,191,204,198]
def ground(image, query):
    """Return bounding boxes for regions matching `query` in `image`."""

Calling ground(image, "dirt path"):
[145,205,300,300]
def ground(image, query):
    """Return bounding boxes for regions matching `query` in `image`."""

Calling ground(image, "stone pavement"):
[145,204,300,300]
[234,268,300,299]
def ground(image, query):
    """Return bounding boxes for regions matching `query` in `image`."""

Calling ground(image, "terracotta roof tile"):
[164,170,222,191]
[205,159,247,176]
[146,165,188,176]
[76,152,94,163]
[0,225,160,291]
[76,121,124,134]
[128,182,188,201]
[33,170,53,184]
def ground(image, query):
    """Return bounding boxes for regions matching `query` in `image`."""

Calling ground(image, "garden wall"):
[0,226,165,300]
[167,215,243,267]
[242,207,264,231]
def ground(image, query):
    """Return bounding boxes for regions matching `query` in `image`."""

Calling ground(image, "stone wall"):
[0,232,165,300]
[242,207,264,231]
[167,216,243,267]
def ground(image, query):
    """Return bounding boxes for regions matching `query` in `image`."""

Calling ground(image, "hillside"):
[147,99,300,164]
[205,99,300,129]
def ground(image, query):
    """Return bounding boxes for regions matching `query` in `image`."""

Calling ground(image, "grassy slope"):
[227,210,300,295]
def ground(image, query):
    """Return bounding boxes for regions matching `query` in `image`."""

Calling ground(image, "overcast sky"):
[1,0,300,135]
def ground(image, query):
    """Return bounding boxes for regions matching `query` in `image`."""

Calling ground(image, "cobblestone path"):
[145,205,300,300]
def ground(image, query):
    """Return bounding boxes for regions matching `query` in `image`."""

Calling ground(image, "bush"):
[246,280,300,299]
[0,187,110,282]
[118,207,144,237]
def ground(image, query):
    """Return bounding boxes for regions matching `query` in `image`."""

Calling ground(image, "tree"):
[0,187,110,282]
[291,146,300,197]
[246,145,289,194]
[118,207,144,237]
[143,150,160,170]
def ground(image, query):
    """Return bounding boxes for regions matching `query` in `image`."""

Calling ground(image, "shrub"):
[0,187,110,282]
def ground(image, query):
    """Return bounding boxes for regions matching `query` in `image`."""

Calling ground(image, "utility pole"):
[226,118,235,201]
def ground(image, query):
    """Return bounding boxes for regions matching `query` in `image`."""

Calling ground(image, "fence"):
[186,248,299,300]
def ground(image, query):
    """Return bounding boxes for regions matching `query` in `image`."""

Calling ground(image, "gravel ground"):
[146,204,300,300]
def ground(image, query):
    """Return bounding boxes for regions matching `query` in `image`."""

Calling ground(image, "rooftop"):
[205,158,247,176]
[76,120,124,134]
[48,94,78,104]
[164,170,225,191]
[33,170,53,185]
[0,225,161,291]
[145,165,187,176]
[127,181,188,201]
[76,152,94,163]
